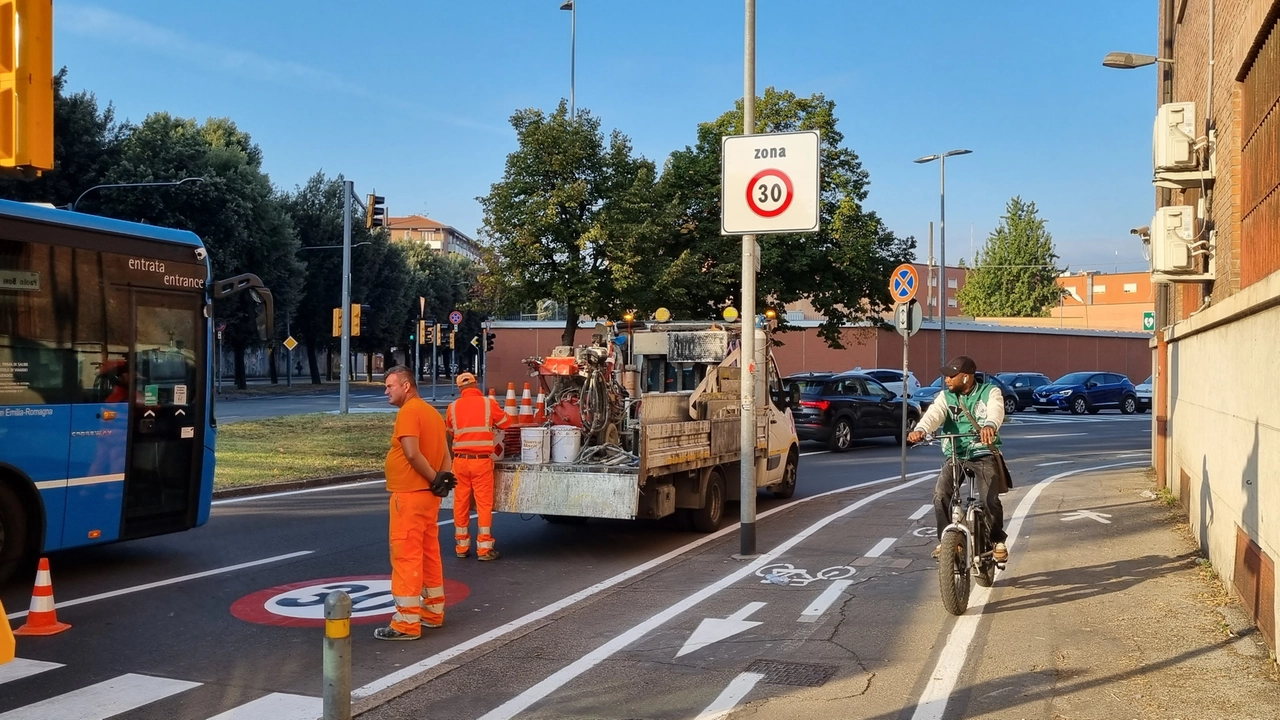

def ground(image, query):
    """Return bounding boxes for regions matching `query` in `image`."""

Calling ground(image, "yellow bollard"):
[0,599,15,664]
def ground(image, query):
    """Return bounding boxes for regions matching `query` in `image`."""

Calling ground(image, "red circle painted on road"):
[745,169,795,217]
[231,575,471,628]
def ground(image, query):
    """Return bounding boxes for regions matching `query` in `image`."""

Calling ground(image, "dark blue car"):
[912,372,1018,414]
[1032,372,1139,415]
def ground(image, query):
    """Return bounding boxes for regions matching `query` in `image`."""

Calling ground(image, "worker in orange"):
[376,365,456,641]
[446,371,511,561]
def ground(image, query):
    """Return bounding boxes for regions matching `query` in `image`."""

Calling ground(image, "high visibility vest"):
[448,394,499,455]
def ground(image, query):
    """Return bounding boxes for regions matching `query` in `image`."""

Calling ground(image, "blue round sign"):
[449,310,463,325]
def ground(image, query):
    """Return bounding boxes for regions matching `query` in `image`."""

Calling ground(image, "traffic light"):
[434,323,443,345]
[332,307,342,337]
[0,0,53,174]
[418,319,427,345]
[351,304,366,337]
[448,331,455,349]
[486,332,496,352]
[365,193,385,229]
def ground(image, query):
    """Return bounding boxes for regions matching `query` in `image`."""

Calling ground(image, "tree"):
[652,88,914,347]
[479,102,658,346]
[956,196,1065,317]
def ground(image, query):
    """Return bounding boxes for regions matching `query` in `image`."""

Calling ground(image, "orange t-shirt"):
[385,396,448,493]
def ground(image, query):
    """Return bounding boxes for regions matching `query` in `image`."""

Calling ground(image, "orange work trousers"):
[389,490,445,635]
[453,455,496,558]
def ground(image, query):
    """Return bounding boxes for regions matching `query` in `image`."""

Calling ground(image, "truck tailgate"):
[442,462,642,519]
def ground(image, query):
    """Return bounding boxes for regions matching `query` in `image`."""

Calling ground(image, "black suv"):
[995,372,1052,411]
[786,372,921,452]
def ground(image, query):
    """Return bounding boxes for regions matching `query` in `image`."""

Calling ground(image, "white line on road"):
[0,658,63,685]
[864,538,897,558]
[5,551,313,621]
[797,579,854,623]
[1116,453,1149,458]
[0,673,200,720]
[206,693,321,720]
[909,461,1145,720]
[694,672,766,720]
[677,602,767,657]
[1035,461,1073,467]
[353,469,938,704]
[799,450,830,457]
[909,503,932,521]
[475,474,935,720]
[1019,433,1088,439]
[212,479,385,505]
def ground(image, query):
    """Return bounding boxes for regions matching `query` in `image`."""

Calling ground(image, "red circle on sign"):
[231,575,471,628]
[889,263,918,302]
[745,169,795,217]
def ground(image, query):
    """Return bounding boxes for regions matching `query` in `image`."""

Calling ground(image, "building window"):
[1094,285,1106,294]
[947,298,957,308]
[929,276,937,287]
[947,278,957,289]
[1123,283,1137,293]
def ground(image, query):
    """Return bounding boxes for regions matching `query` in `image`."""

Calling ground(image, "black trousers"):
[933,454,1007,543]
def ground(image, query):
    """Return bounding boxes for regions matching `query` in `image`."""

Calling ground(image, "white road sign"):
[721,130,820,235]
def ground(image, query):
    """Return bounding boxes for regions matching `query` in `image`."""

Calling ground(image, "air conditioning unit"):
[1150,205,1197,273]
[1153,102,1197,172]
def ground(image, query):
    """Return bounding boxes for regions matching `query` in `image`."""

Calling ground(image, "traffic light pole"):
[339,180,353,414]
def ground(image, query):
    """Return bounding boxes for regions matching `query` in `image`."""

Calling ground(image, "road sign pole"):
[901,305,910,482]
[339,180,353,414]
[737,0,759,559]
[286,319,292,389]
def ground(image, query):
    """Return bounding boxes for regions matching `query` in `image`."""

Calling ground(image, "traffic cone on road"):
[504,383,518,420]
[534,390,546,424]
[488,388,496,401]
[518,384,534,425]
[14,558,70,636]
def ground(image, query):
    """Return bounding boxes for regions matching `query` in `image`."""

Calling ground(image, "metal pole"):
[569,1,576,119]
[322,591,352,720]
[900,317,909,481]
[738,0,758,557]
[431,325,438,401]
[926,222,934,321]
[340,180,353,414]
[416,297,425,383]
[938,155,947,368]
[286,319,292,389]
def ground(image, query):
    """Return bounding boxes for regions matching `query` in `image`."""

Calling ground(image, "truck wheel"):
[0,482,31,586]
[691,468,726,533]
[771,451,797,499]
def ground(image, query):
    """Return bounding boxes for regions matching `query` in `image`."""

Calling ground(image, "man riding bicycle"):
[907,356,1009,564]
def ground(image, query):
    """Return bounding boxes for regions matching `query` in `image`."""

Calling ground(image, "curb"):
[213,471,385,500]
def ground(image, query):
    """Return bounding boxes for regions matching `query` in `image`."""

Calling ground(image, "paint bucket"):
[521,426,550,465]
[550,425,582,463]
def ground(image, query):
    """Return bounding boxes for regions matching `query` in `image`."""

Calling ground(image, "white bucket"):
[550,425,582,463]
[521,426,551,465]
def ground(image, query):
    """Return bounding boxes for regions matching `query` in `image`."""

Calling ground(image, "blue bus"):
[0,198,270,582]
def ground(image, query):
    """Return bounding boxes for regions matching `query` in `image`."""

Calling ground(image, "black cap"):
[940,355,977,378]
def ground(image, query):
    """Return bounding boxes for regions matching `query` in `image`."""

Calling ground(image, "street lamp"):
[560,0,576,119]
[1102,52,1173,69]
[69,177,205,212]
[914,149,971,370]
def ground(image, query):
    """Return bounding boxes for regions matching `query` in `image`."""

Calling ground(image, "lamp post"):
[69,177,204,212]
[560,0,576,118]
[300,238,371,411]
[913,149,971,369]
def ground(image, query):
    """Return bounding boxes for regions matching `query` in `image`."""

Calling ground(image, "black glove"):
[430,471,457,498]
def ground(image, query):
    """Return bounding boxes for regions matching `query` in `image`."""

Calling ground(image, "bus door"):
[121,289,204,539]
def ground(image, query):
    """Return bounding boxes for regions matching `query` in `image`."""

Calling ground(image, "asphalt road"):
[0,410,1151,719]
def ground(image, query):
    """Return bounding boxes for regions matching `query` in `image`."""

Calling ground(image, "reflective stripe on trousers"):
[455,529,471,554]
[421,585,445,626]
[389,490,444,635]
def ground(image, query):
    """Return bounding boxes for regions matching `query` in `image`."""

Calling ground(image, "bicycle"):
[926,432,1004,615]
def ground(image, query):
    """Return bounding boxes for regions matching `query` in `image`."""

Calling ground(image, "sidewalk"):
[953,466,1279,719]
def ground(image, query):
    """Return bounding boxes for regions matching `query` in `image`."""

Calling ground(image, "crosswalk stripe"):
[0,673,199,720]
[207,692,322,719]
[0,659,63,685]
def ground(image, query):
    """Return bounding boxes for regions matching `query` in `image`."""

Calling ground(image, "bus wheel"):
[0,483,31,585]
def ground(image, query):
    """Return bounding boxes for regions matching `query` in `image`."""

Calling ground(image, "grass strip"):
[215,412,394,489]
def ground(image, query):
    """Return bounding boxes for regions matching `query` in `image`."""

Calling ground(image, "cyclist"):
[907,355,1009,564]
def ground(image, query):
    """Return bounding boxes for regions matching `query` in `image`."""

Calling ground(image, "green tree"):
[653,88,914,347]
[479,102,658,346]
[956,196,1065,317]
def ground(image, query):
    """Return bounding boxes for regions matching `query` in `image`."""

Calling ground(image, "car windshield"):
[996,373,1016,382]
[927,377,943,388]
[792,380,828,396]
[1142,375,1152,385]
[1054,372,1095,385]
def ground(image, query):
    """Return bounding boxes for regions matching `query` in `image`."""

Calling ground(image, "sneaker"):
[992,542,1008,563]
[373,626,419,641]
[478,549,501,562]
[931,544,941,559]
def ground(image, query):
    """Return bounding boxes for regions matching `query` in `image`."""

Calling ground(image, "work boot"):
[456,549,469,559]
[992,542,1008,563]
[374,626,419,641]
[478,549,501,562]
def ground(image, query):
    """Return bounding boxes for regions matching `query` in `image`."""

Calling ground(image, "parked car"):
[854,368,922,398]
[1032,372,1139,415]
[913,372,1018,415]
[995,372,1053,411]
[1134,375,1152,413]
[786,371,921,452]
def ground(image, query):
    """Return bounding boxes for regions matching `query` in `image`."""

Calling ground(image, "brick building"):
[1147,0,1279,652]
[386,215,482,262]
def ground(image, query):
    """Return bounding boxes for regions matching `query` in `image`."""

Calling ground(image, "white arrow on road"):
[1061,510,1112,524]
[676,602,766,658]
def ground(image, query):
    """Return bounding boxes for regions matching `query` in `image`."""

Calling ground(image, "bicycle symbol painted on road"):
[755,563,857,587]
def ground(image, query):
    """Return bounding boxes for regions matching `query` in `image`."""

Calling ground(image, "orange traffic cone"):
[14,558,70,636]
[534,390,546,424]
[518,383,534,425]
[488,387,497,401]
[504,383,518,420]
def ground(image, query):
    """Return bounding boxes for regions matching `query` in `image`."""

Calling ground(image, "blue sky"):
[55,1,1159,272]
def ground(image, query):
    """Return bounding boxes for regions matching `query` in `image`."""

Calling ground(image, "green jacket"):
[916,381,1005,460]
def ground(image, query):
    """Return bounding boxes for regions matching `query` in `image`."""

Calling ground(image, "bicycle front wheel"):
[937,529,971,616]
